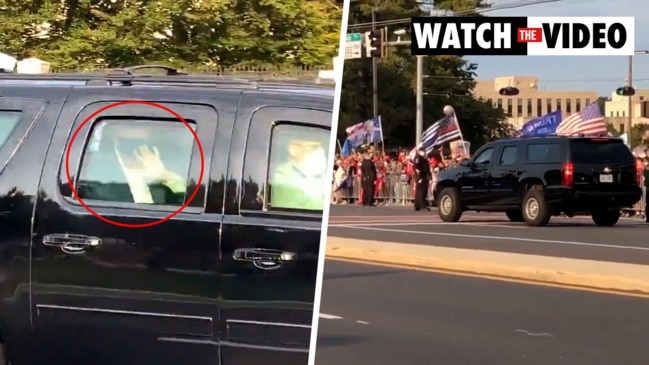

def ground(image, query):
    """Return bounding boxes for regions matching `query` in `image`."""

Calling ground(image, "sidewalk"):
[326,237,649,295]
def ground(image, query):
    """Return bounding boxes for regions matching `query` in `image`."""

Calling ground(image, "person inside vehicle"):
[78,121,189,205]
[269,131,328,210]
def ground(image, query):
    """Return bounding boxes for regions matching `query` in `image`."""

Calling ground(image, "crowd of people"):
[331,145,466,207]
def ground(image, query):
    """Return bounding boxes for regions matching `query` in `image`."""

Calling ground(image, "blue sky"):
[467,0,649,96]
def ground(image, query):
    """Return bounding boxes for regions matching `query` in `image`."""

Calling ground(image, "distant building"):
[604,90,649,133]
[474,76,598,130]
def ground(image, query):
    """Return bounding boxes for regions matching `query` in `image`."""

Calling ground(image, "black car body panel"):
[0,73,332,365]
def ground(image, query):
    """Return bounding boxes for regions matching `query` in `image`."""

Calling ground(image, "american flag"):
[555,103,606,136]
[408,114,462,159]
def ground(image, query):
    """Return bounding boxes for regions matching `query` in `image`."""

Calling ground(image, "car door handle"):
[481,171,490,177]
[233,248,297,262]
[43,234,101,255]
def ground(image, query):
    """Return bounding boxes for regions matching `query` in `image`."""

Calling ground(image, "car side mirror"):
[459,159,471,168]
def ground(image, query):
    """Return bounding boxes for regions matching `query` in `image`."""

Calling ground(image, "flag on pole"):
[408,114,462,159]
[555,103,606,136]
[345,116,382,148]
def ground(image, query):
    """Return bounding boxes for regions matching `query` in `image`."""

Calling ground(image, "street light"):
[618,49,649,146]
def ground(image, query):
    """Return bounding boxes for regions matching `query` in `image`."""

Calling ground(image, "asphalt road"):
[327,204,649,265]
[316,260,649,365]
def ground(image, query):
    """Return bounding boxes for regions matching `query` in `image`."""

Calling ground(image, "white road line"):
[356,320,370,325]
[319,313,343,320]
[335,225,649,251]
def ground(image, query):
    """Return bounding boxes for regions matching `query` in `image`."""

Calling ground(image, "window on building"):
[640,96,644,101]
[622,111,625,117]
[507,99,513,117]
[566,99,571,114]
[585,98,591,105]
[487,98,493,106]
[616,111,620,117]
[527,99,533,116]
[575,98,581,112]
[517,98,523,116]
[556,98,561,111]
[546,98,552,114]
[537,99,542,116]
[497,98,503,110]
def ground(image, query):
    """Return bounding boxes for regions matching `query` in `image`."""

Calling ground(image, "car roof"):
[495,135,623,144]
[0,66,334,99]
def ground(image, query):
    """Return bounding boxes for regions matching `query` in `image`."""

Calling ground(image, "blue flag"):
[520,110,562,137]
[341,139,352,156]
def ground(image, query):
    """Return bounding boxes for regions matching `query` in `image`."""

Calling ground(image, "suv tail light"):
[636,159,644,186]
[562,162,574,186]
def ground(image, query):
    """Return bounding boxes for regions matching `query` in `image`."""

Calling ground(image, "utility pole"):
[415,55,423,145]
[626,55,633,145]
[371,5,378,120]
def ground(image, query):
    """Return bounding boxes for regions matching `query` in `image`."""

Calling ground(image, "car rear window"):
[570,139,634,164]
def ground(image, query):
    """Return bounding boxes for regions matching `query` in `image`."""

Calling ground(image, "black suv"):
[0,66,332,365]
[433,135,643,227]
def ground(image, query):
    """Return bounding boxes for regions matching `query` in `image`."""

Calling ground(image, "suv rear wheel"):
[521,187,551,227]
[437,187,463,222]
[591,210,620,226]
[505,210,524,222]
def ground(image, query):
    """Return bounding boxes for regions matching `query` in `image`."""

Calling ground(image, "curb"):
[325,238,649,295]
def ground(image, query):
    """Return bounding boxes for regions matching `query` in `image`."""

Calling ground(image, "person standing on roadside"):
[361,152,377,206]
[413,147,431,211]
[642,153,649,223]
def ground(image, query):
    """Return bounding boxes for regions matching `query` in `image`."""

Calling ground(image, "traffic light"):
[498,86,520,96]
[364,28,386,58]
[616,86,636,96]
[369,30,381,57]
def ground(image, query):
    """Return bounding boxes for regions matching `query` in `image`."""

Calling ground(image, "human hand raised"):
[134,145,166,179]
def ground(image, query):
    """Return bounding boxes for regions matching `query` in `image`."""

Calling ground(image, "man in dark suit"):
[360,152,377,206]
[413,147,431,211]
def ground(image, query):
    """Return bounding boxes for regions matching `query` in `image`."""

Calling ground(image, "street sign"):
[345,33,362,60]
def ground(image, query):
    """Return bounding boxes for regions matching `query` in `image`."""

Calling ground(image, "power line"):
[347,0,561,30]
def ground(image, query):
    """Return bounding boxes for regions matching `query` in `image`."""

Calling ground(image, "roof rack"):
[0,64,257,88]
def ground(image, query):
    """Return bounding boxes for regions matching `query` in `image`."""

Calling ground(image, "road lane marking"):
[319,313,343,320]
[331,225,649,251]
[515,329,555,337]
[330,222,528,229]
[356,320,370,325]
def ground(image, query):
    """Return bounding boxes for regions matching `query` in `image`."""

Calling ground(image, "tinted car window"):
[570,139,635,164]
[499,146,517,166]
[0,111,22,148]
[267,124,330,211]
[527,143,562,163]
[473,147,493,165]
[77,119,196,205]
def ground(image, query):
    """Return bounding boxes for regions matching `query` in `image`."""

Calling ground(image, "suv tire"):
[521,187,551,227]
[591,210,620,226]
[437,187,463,222]
[505,210,524,222]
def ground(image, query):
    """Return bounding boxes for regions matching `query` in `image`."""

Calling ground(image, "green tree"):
[0,0,341,70]
[339,0,512,151]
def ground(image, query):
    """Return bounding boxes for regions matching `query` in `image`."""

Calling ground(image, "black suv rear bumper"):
[547,187,643,210]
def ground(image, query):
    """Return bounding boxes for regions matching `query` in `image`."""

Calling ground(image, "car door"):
[30,88,236,365]
[460,146,496,207]
[0,95,57,365]
[220,91,332,365]
[490,145,520,207]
